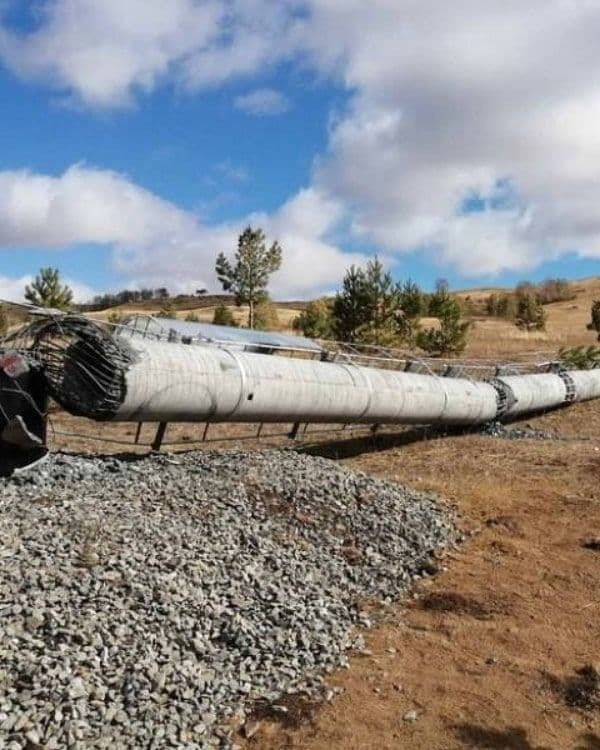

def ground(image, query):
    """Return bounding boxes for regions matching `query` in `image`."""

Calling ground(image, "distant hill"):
[73,276,600,358]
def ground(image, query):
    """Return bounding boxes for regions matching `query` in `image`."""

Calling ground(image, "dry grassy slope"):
[89,301,305,330]
[464,276,600,359]
[86,277,600,358]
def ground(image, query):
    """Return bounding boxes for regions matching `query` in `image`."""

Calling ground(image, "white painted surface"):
[113,338,600,426]
[114,339,499,425]
[498,374,567,416]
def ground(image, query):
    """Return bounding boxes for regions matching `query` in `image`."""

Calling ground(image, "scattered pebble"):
[242,721,261,739]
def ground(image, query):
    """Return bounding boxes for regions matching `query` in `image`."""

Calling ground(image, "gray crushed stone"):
[479,421,559,440]
[0,449,457,749]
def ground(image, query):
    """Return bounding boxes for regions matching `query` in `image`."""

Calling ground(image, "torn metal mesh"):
[29,317,135,420]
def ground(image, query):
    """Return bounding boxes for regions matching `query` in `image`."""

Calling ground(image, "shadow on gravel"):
[453,723,552,749]
[55,450,152,464]
[298,415,570,462]
[298,426,455,460]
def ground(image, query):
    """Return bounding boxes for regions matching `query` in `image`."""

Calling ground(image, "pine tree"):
[427,278,451,316]
[486,292,516,319]
[215,226,282,329]
[559,345,600,370]
[293,299,334,339]
[24,267,73,310]
[497,293,516,319]
[331,265,371,341]
[356,258,402,345]
[254,300,279,331]
[332,261,426,346]
[332,258,403,345]
[397,278,423,344]
[587,300,600,341]
[416,296,469,356]
[212,305,237,327]
[515,294,546,331]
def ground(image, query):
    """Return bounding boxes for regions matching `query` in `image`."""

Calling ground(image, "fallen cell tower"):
[1,313,600,475]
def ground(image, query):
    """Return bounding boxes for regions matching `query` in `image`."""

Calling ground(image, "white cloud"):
[4,2,600,277]
[301,0,600,275]
[248,187,366,295]
[0,166,361,298]
[111,185,367,298]
[66,278,97,303]
[0,274,35,304]
[0,0,303,107]
[0,273,96,304]
[216,160,249,183]
[0,164,198,248]
[234,88,292,116]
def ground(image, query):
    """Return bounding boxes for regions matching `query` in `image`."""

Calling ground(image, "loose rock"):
[480,421,558,441]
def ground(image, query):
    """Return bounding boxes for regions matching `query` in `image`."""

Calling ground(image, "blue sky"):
[0,1,599,301]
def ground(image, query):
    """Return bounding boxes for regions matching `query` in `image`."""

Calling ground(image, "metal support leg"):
[134,422,143,444]
[202,422,210,441]
[152,422,167,452]
[256,423,264,439]
[288,421,301,440]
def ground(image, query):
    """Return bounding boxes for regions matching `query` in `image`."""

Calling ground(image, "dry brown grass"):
[90,303,303,331]
[87,276,600,356]
[459,277,600,359]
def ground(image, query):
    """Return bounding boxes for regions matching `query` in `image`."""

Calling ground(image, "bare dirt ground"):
[48,401,600,750]
[235,401,600,750]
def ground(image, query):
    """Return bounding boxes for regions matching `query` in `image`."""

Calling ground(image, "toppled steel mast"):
[24,316,600,422]
[3,313,600,472]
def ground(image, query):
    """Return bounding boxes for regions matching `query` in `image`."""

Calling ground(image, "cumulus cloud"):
[111,185,366,298]
[0,274,36,304]
[215,160,249,183]
[247,187,366,295]
[234,88,291,116]
[0,165,361,298]
[302,0,600,275]
[0,164,198,248]
[0,273,95,304]
[4,2,600,278]
[0,0,303,107]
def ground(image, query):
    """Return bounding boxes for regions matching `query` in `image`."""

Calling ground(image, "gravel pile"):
[0,449,456,749]
[479,421,558,440]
